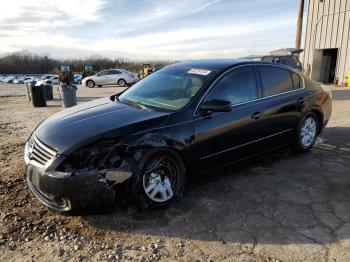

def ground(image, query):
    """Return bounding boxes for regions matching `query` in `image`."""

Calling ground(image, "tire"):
[86,80,95,88]
[131,149,188,210]
[294,112,319,152]
[118,79,127,87]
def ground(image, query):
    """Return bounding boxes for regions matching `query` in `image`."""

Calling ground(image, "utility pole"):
[296,0,305,49]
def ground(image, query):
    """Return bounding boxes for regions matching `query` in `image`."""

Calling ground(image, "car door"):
[194,65,267,172]
[256,65,305,148]
[95,70,109,84]
[107,70,122,84]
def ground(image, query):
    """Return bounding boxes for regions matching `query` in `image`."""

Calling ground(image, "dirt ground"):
[1,82,350,262]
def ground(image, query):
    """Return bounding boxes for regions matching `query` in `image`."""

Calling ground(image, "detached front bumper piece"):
[25,164,116,213]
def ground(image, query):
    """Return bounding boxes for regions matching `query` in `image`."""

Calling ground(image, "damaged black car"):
[24,59,332,213]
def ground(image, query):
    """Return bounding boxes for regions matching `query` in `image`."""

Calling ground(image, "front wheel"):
[131,150,187,210]
[86,80,95,88]
[295,113,318,152]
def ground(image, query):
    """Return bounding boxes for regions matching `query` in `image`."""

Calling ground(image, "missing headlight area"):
[57,141,127,172]
[25,139,148,213]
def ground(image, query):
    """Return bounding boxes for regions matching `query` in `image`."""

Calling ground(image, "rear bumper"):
[25,164,116,213]
[126,78,139,84]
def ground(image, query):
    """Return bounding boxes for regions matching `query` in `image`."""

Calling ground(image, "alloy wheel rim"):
[300,117,317,147]
[88,81,93,87]
[119,80,126,86]
[142,157,176,203]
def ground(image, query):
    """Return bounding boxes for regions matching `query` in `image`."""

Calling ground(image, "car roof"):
[172,59,292,71]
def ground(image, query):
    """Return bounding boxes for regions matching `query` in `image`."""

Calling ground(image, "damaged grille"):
[27,135,57,167]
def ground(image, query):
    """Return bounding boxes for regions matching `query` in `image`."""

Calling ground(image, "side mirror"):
[200,99,232,113]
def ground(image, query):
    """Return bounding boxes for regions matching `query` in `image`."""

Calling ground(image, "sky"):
[0,0,301,60]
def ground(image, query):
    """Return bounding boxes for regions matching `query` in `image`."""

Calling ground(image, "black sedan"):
[24,59,332,213]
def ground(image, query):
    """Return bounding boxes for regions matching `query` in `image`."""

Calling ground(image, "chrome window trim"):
[194,64,305,116]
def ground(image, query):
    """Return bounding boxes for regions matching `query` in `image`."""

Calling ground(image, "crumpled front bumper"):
[24,136,143,213]
[25,164,117,213]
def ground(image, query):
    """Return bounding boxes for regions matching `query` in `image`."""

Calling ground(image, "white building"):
[303,0,350,84]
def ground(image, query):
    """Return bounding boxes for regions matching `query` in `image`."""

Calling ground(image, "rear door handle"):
[298,98,305,104]
[251,112,263,120]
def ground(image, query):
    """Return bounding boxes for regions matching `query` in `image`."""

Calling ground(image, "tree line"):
[0,50,174,74]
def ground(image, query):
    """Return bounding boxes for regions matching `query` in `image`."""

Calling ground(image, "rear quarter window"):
[258,66,294,97]
[291,72,302,89]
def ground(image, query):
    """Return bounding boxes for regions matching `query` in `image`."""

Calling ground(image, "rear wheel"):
[118,79,127,87]
[131,150,187,210]
[86,80,95,88]
[295,113,318,152]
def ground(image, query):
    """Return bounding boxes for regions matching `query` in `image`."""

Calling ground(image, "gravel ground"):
[1,83,350,261]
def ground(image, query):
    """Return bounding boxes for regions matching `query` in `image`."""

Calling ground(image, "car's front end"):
[81,76,95,87]
[24,138,133,213]
[24,96,170,213]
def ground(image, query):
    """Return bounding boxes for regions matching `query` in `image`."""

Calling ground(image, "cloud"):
[0,0,297,59]
[0,0,105,32]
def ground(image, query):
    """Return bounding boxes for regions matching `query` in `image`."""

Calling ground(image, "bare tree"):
[0,50,174,74]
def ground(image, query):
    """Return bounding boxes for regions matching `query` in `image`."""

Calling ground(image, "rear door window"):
[258,66,294,97]
[109,70,121,75]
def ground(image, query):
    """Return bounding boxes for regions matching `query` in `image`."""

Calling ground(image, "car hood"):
[35,97,169,153]
[83,75,96,81]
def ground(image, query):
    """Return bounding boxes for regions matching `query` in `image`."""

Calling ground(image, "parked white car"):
[35,75,59,86]
[82,69,139,88]
[48,76,59,84]
[23,77,36,83]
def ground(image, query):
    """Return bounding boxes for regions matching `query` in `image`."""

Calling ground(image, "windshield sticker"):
[188,68,211,76]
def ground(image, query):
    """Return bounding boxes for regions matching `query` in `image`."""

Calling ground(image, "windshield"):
[84,65,93,71]
[118,66,216,111]
[61,65,70,72]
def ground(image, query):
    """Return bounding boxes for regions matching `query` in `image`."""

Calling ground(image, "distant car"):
[12,77,22,84]
[73,75,82,84]
[4,76,17,83]
[23,77,36,84]
[242,49,304,72]
[82,69,139,88]
[35,75,58,86]
[13,76,33,84]
[261,48,304,72]
[49,76,59,85]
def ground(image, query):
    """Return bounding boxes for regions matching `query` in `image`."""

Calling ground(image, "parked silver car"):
[82,69,139,88]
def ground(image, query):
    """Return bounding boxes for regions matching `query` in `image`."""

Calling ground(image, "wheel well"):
[142,147,192,176]
[311,109,323,134]
[118,78,126,83]
[165,148,196,178]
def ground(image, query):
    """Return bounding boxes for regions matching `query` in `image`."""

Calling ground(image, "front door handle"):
[298,97,305,104]
[251,112,263,120]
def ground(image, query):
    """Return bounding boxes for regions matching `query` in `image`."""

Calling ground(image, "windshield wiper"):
[121,99,152,111]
